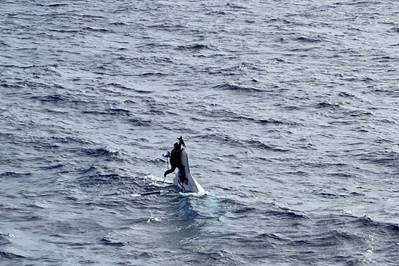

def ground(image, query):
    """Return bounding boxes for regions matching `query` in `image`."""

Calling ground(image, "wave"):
[128,117,152,127]
[51,136,92,145]
[102,83,154,95]
[101,236,125,247]
[76,165,97,175]
[0,82,22,89]
[82,27,111,33]
[246,139,290,152]
[213,83,263,93]
[356,150,398,167]
[344,109,373,117]
[80,147,122,161]
[197,107,298,126]
[326,172,355,178]
[176,44,213,51]
[255,232,287,242]
[105,108,131,116]
[49,28,80,33]
[335,1,382,6]
[39,163,64,170]
[138,72,167,77]
[147,23,186,31]
[303,230,364,248]
[318,214,399,239]
[316,102,340,109]
[204,65,242,76]
[206,10,227,15]
[0,172,31,178]
[231,206,258,215]
[0,233,11,245]
[109,21,127,26]
[226,3,247,9]
[254,118,285,125]
[353,215,399,235]
[78,173,125,188]
[0,251,25,259]
[30,94,67,103]
[267,208,308,220]
[46,3,68,7]
[312,190,342,199]
[338,91,356,98]
[220,198,306,220]
[136,42,173,50]
[0,64,37,69]
[82,108,132,116]
[195,132,289,152]
[294,36,323,43]
[106,82,130,90]
[195,133,242,147]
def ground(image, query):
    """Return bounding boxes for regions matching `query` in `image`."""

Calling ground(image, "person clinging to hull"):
[164,136,188,183]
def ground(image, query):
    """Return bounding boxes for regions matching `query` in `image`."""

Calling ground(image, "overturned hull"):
[173,149,205,193]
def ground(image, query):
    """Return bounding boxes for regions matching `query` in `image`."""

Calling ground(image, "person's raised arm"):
[178,136,185,148]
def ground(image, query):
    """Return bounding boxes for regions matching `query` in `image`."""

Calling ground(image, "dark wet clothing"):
[164,139,187,182]
[169,148,180,168]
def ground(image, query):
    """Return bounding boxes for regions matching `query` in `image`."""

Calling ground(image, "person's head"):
[174,142,179,149]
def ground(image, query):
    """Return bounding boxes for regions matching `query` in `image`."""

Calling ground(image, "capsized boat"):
[173,148,205,194]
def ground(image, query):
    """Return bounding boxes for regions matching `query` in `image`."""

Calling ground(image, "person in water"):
[164,136,187,183]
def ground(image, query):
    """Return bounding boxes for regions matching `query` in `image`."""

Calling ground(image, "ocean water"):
[1,0,399,265]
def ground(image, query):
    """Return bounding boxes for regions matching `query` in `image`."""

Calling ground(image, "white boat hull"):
[173,149,205,193]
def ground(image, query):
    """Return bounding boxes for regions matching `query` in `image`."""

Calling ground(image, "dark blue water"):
[1,0,399,265]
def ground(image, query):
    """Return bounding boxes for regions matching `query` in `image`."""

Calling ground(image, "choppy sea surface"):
[1,0,399,265]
